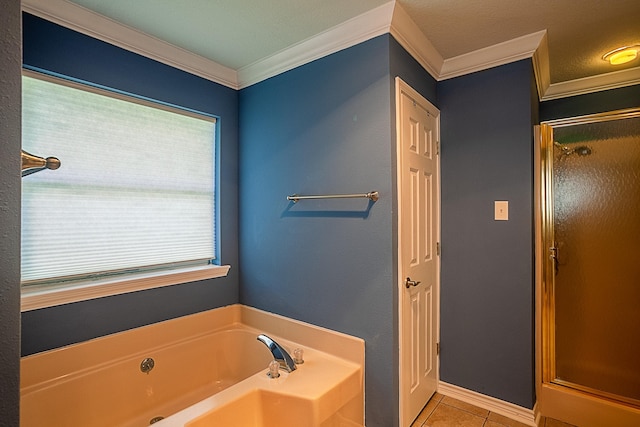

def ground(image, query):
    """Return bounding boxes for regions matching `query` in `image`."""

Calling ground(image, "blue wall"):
[20,13,240,356]
[238,35,436,427]
[0,1,22,425]
[437,60,537,408]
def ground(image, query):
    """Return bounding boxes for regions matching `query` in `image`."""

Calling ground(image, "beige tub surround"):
[20,304,364,427]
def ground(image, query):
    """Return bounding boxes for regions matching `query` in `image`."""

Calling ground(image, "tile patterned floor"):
[410,393,578,427]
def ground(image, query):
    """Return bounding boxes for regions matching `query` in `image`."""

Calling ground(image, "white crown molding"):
[439,30,547,81]
[438,381,536,426]
[541,66,640,100]
[236,1,396,89]
[21,0,639,99]
[532,31,551,100]
[389,2,443,80]
[21,0,239,89]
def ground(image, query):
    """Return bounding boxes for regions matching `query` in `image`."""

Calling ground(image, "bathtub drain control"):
[140,357,155,374]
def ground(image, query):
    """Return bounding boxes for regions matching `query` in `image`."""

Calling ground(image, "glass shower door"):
[550,113,640,406]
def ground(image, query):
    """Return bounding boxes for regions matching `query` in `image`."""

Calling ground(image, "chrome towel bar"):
[287,191,379,203]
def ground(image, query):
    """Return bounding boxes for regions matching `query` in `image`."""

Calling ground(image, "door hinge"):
[436,242,441,256]
[436,342,440,356]
[436,140,440,155]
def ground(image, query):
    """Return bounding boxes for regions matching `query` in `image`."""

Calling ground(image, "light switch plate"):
[495,201,508,221]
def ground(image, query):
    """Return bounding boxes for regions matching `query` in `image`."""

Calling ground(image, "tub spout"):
[257,334,297,373]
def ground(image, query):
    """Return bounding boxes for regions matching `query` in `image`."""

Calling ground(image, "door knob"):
[405,277,421,288]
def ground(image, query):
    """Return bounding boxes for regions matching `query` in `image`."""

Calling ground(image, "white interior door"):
[396,78,440,427]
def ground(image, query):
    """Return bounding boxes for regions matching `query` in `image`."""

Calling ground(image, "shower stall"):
[536,108,640,427]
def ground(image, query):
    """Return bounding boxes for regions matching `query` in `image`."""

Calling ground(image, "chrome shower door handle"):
[549,246,559,275]
[405,277,421,288]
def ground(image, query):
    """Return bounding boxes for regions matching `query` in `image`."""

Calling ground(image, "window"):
[21,71,227,310]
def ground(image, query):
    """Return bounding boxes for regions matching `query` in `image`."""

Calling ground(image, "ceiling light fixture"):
[603,45,639,65]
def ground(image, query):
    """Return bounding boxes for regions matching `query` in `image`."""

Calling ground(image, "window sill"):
[21,264,231,312]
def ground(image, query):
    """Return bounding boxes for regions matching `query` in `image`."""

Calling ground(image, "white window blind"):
[21,72,216,286]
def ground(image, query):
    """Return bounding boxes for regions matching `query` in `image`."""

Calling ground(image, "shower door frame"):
[535,108,640,427]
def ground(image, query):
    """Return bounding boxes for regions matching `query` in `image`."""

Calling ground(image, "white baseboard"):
[533,401,544,427]
[438,381,536,426]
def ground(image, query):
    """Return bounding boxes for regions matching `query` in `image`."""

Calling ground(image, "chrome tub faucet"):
[257,334,297,373]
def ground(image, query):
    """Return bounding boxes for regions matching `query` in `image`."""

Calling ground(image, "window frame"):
[20,69,229,312]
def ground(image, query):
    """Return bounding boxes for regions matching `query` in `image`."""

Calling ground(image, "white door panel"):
[397,78,440,426]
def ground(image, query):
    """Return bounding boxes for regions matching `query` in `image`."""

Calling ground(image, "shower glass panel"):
[551,114,640,406]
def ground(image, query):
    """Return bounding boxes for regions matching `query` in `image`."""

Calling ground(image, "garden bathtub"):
[21,305,364,427]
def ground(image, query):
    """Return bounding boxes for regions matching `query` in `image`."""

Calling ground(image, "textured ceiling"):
[67,0,640,85]
[399,0,640,83]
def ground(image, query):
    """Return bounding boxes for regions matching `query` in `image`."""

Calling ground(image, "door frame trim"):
[395,77,441,427]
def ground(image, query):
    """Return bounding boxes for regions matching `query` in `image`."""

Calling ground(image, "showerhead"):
[554,142,592,157]
[573,146,592,156]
